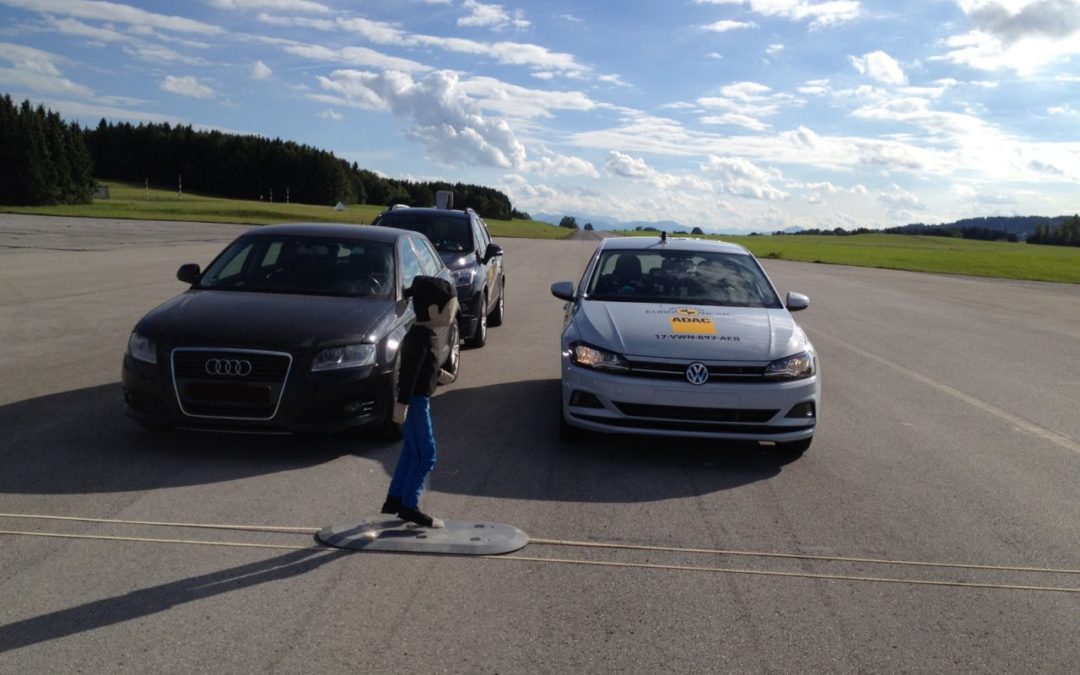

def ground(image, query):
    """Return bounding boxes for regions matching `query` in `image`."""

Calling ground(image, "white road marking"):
[816,331,1080,456]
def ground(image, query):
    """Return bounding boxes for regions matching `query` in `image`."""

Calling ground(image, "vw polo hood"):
[573,300,805,361]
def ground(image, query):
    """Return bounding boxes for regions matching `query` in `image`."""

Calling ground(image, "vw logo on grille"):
[205,358,253,377]
[685,362,709,385]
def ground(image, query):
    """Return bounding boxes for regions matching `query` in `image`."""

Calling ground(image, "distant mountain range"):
[533,213,1073,238]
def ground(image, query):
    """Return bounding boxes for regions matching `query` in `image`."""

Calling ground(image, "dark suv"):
[372,206,505,347]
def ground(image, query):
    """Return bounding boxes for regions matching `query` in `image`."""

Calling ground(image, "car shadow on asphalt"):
[0,383,378,495]
[0,379,799,501]
[0,546,343,653]
[387,378,800,504]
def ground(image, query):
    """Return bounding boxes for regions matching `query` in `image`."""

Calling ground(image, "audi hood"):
[570,300,807,361]
[134,290,397,351]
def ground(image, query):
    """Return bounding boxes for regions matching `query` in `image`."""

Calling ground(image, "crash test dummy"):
[381,275,458,528]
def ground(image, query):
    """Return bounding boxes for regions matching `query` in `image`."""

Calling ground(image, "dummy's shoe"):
[380,496,402,515]
[397,507,445,529]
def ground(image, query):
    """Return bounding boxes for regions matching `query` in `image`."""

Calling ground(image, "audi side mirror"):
[550,281,574,301]
[483,243,503,263]
[786,292,809,311]
[177,263,201,285]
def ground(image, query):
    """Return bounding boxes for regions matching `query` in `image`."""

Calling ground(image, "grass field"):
[0,180,575,240]
[4,182,1077,283]
[616,231,1080,284]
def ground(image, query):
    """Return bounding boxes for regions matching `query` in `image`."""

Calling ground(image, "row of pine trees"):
[0,95,95,206]
[0,95,524,220]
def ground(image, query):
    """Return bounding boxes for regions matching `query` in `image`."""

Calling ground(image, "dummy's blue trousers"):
[387,395,437,509]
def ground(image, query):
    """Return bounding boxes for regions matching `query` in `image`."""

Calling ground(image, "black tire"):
[777,436,812,455]
[488,280,505,327]
[379,353,403,441]
[440,320,460,384]
[464,293,488,348]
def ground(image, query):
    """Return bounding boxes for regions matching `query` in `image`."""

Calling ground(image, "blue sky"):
[1,0,1078,231]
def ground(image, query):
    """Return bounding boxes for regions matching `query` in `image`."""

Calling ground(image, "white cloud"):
[161,74,215,98]
[316,69,527,169]
[259,12,587,75]
[850,51,907,86]
[252,60,272,79]
[692,0,861,28]
[605,150,655,178]
[283,43,431,73]
[701,155,788,200]
[702,20,757,32]
[0,41,93,96]
[524,148,599,178]
[459,76,597,119]
[0,0,223,34]
[696,81,803,130]
[766,43,784,56]
[318,108,343,120]
[204,0,330,12]
[940,0,1080,73]
[458,0,530,30]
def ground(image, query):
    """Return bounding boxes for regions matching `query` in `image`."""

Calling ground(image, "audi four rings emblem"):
[685,362,709,385]
[205,358,253,377]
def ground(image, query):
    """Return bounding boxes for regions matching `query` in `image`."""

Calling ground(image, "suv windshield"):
[198,235,395,298]
[586,249,782,308]
[377,213,472,253]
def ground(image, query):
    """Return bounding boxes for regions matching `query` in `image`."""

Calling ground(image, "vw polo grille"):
[172,348,292,420]
[624,359,767,383]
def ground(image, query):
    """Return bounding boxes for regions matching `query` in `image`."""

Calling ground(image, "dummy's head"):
[406,276,459,329]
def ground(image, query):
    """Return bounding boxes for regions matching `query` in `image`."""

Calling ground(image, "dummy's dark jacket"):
[396,326,440,404]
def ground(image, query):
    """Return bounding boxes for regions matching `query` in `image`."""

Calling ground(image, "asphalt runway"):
[1,215,1078,673]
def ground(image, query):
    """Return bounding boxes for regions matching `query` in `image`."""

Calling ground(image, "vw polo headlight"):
[568,342,629,373]
[764,351,815,380]
[312,344,376,372]
[127,332,157,364]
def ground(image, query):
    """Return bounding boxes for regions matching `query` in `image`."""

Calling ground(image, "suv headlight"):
[312,344,376,372]
[127,332,157,364]
[568,342,629,373]
[453,268,477,286]
[764,351,815,380]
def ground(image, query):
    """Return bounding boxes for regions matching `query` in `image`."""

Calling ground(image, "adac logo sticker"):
[674,307,700,316]
[670,315,716,335]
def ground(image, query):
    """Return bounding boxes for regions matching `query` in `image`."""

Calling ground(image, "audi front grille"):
[171,348,293,421]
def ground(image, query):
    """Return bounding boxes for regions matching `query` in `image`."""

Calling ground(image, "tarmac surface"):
[1,214,1078,673]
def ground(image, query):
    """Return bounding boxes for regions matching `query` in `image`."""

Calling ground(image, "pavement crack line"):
[812,329,1080,456]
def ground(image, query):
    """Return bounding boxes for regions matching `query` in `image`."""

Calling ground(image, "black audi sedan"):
[121,223,459,436]
[372,206,504,348]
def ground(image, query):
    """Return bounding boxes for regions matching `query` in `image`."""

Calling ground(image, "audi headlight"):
[569,342,629,373]
[127,332,157,364]
[312,344,376,372]
[452,268,476,286]
[764,351,815,380]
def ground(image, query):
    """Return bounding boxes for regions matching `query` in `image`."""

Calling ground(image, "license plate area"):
[185,383,271,405]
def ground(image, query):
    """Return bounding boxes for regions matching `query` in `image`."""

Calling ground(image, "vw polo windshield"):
[586,250,783,308]
[198,235,395,298]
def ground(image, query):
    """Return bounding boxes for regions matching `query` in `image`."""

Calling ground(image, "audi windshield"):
[586,250,783,308]
[197,235,395,298]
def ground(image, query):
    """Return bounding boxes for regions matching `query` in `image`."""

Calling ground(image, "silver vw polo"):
[550,234,819,453]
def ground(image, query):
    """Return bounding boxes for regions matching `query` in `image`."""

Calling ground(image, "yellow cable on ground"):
[3,512,1077,576]
[527,538,1080,575]
[490,554,1080,594]
[2,528,1077,594]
